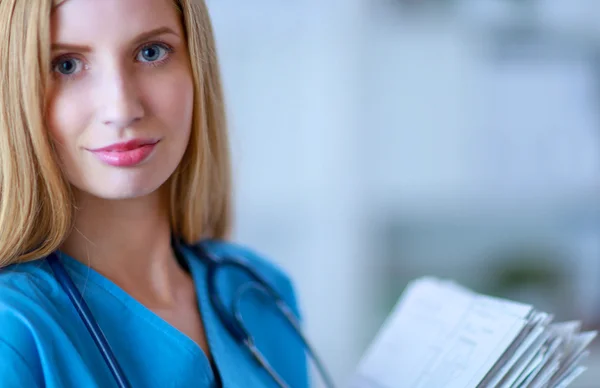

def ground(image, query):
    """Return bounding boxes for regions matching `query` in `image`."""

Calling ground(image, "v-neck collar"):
[54,250,216,383]
[54,242,278,388]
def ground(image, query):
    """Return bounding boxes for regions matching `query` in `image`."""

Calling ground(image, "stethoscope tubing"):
[47,253,132,388]
[46,243,336,388]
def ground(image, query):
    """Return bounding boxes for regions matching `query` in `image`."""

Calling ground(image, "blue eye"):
[54,58,82,75]
[137,44,170,63]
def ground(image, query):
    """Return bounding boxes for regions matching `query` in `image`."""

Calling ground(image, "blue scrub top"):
[0,240,309,387]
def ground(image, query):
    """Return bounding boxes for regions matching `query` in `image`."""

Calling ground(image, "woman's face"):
[48,0,193,200]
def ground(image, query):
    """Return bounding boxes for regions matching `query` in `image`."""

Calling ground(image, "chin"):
[94,186,161,200]
[79,184,159,201]
[75,171,172,201]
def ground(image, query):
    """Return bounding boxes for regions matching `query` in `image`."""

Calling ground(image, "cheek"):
[149,72,194,133]
[46,84,90,148]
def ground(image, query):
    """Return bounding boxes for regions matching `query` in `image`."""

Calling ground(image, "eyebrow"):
[51,0,68,12]
[51,26,180,52]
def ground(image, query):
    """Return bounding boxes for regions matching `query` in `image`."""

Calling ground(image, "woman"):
[0,0,311,386]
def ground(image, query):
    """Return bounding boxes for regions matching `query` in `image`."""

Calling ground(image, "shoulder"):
[0,260,59,318]
[190,239,303,317]
[197,239,290,282]
[0,260,58,335]
[0,261,56,383]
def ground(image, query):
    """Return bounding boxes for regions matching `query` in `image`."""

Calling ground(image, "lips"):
[88,138,160,167]
[90,139,159,152]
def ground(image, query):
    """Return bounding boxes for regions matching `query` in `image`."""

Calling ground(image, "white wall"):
[207,0,600,385]
[208,0,372,384]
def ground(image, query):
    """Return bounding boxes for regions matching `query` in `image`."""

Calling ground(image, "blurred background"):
[207,0,600,386]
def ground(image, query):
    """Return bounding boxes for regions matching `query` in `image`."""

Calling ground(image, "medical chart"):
[351,277,597,388]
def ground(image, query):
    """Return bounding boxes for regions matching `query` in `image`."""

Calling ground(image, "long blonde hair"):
[0,0,232,268]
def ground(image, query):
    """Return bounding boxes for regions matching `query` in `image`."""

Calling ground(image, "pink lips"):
[88,139,160,167]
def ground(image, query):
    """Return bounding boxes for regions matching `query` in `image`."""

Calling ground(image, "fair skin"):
[48,0,211,358]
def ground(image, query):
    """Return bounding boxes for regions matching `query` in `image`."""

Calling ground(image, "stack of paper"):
[351,277,597,388]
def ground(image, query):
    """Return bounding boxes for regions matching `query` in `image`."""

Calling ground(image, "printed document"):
[351,278,596,388]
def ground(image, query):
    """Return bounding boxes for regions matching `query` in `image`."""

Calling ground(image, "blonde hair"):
[0,0,232,268]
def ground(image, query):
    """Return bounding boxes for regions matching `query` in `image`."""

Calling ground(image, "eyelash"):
[137,41,174,67]
[51,41,175,80]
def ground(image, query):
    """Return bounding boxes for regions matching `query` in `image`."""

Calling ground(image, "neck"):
[60,187,190,307]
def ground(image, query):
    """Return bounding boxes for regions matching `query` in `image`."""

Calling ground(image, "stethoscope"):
[46,240,335,388]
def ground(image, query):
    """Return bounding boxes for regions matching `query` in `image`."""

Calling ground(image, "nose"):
[97,67,145,130]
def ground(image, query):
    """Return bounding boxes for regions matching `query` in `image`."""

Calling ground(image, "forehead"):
[51,0,180,43]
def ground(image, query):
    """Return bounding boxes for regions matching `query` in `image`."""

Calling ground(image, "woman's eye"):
[137,44,169,63]
[54,58,83,76]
